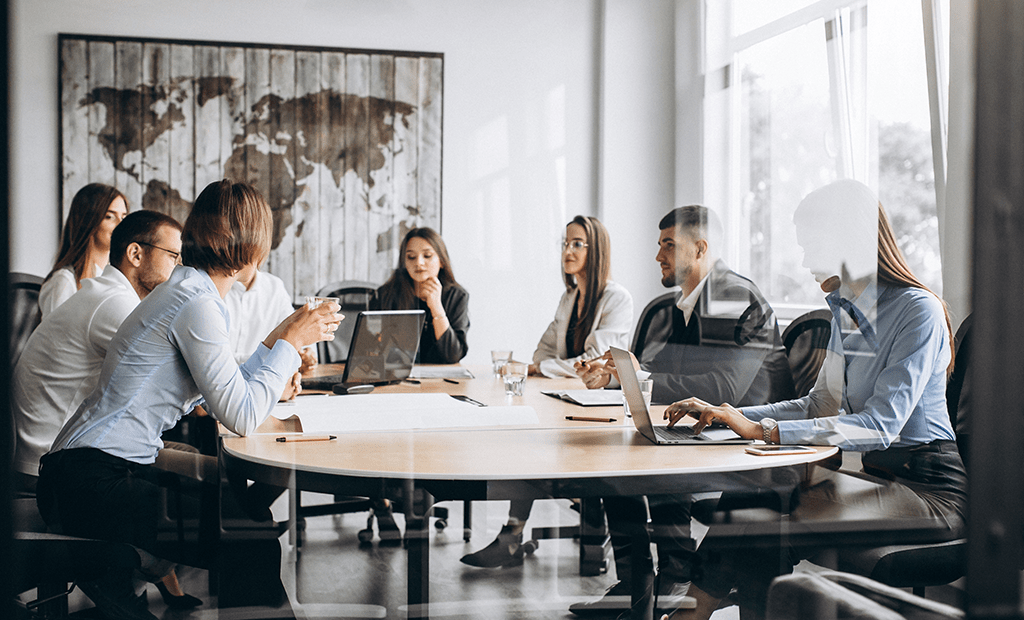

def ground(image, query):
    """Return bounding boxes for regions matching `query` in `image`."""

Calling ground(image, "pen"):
[276,435,337,442]
[565,416,616,423]
[404,379,421,385]
[451,394,486,407]
[444,378,459,385]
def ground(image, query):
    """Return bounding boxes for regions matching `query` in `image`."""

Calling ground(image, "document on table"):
[408,365,476,379]
[274,393,538,434]
[542,389,624,407]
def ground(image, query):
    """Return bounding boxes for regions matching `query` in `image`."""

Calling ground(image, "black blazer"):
[631,260,794,406]
[372,283,470,364]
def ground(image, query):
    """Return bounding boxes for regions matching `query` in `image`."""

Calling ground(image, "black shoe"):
[375,505,403,545]
[77,570,159,620]
[569,581,631,617]
[459,524,524,568]
[154,581,203,609]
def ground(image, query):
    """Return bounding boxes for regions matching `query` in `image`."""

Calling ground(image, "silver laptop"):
[609,346,752,445]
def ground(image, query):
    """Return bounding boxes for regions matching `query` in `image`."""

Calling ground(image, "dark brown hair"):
[181,180,272,275]
[109,210,182,269]
[563,215,611,354]
[46,183,128,284]
[377,227,457,310]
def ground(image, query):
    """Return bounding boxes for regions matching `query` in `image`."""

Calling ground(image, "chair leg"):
[463,500,472,542]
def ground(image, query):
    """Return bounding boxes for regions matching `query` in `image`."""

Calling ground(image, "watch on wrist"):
[760,418,778,444]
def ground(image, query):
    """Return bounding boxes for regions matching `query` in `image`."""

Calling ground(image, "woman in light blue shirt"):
[660,180,967,620]
[37,180,340,620]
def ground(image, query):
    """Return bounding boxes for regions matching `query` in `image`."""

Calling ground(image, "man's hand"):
[298,347,317,374]
[280,371,302,402]
[664,397,758,439]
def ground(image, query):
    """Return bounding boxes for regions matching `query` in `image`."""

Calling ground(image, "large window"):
[704,0,950,313]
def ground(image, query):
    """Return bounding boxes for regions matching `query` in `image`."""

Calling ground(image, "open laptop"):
[302,310,425,390]
[609,346,752,445]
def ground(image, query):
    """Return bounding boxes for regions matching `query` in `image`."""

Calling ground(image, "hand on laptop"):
[665,397,758,439]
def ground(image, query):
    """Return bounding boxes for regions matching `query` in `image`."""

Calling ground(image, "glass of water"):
[305,296,339,309]
[501,362,528,396]
[623,379,654,419]
[491,349,513,375]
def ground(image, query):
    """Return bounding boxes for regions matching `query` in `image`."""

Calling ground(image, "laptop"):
[609,346,752,445]
[302,310,425,390]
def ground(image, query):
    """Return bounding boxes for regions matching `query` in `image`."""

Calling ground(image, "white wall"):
[10,0,625,365]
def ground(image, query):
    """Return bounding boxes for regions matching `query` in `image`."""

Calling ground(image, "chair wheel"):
[434,518,447,531]
[523,540,539,555]
[357,528,373,544]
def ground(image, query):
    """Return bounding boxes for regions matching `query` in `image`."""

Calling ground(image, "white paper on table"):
[275,393,538,434]
[408,365,475,379]
[542,389,623,407]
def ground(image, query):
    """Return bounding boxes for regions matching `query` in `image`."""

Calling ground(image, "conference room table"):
[219,363,917,619]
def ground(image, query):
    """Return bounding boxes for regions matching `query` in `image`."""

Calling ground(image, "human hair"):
[377,227,458,309]
[563,215,611,354]
[181,180,273,275]
[658,205,723,251]
[877,202,954,375]
[109,210,183,270]
[46,183,128,284]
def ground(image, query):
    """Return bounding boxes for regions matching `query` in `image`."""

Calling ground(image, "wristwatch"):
[760,418,778,444]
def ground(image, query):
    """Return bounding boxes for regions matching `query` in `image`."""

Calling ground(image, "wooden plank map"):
[59,34,443,301]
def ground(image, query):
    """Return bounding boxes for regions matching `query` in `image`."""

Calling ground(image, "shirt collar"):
[676,270,712,324]
[100,264,140,300]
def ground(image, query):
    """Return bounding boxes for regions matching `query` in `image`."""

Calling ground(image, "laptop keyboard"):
[654,425,707,441]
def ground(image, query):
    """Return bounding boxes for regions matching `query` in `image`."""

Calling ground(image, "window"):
[704,0,950,314]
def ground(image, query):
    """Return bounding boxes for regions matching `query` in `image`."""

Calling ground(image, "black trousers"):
[603,494,697,585]
[37,448,171,563]
[692,440,968,620]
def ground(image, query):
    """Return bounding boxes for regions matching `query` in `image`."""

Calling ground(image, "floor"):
[52,493,963,619]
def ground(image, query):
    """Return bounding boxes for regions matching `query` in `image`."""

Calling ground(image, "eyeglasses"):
[562,240,589,253]
[139,242,182,264]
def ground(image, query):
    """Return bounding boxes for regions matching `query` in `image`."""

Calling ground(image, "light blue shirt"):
[742,283,954,451]
[50,266,300,464]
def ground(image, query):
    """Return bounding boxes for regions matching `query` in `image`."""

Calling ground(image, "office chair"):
[780,309,832,398]
[10,273,43,368]
[630,292,677,361]
[313,280,377,363]
[832,316,973,597]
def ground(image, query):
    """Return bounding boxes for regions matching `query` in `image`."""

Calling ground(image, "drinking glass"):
[623,379,654,419]
[491,349,513,375]
[501,362,528,396]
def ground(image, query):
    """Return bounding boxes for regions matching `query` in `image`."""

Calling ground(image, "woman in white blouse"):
[461,215,633,568]
[40,183,128,318]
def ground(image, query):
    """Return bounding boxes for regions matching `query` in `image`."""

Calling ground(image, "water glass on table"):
[491,349,513,375]
[501,362,528,397]
[623,378,653,419]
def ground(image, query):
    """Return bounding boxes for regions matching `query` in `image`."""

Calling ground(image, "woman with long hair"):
[659,180,966,619]
[461,215,633,568]
[374,227,469,364]
[40,183,128,318]
[37,180,340,620]
[529,215,634,377]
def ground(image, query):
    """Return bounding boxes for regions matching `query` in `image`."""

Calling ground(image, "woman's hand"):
[664,397,760,439]
[264,301,343,353]
[415,276,444,316]
[528,363,541,376]
[575,352,615,389]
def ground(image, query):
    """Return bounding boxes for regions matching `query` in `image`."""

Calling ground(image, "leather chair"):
[313,280,377,363]
[833,316,973,597]
[10,273,43,367]
[781,309,832,398]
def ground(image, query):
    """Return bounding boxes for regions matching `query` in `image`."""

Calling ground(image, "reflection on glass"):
[731,0,818,36]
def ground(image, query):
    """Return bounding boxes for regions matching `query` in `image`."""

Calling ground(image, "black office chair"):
[313,280,377,363]
[833,316,973,597]
[10,273,43,368]
[630,292,677,361]
[781,309,832,398]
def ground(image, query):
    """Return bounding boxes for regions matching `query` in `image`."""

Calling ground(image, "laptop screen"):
[609,347,659,442]
[341,310,425,385]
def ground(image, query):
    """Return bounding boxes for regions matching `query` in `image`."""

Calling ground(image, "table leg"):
[630,535,654,620]
[406,480,431,619]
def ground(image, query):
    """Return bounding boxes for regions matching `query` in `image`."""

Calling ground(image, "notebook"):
[302,310,425,390]
[609,346,751,445]
[542,389,624,407]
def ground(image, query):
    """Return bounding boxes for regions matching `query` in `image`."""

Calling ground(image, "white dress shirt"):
[49,266,300,464]
[13,265,140,476]
[532,280,634,378]
[224,270,297,364]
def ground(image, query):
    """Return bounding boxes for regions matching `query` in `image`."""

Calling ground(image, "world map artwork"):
[60,36,443,300]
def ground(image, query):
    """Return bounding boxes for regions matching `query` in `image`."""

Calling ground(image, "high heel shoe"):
[154,581,203,609]
[460,524,524,568]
